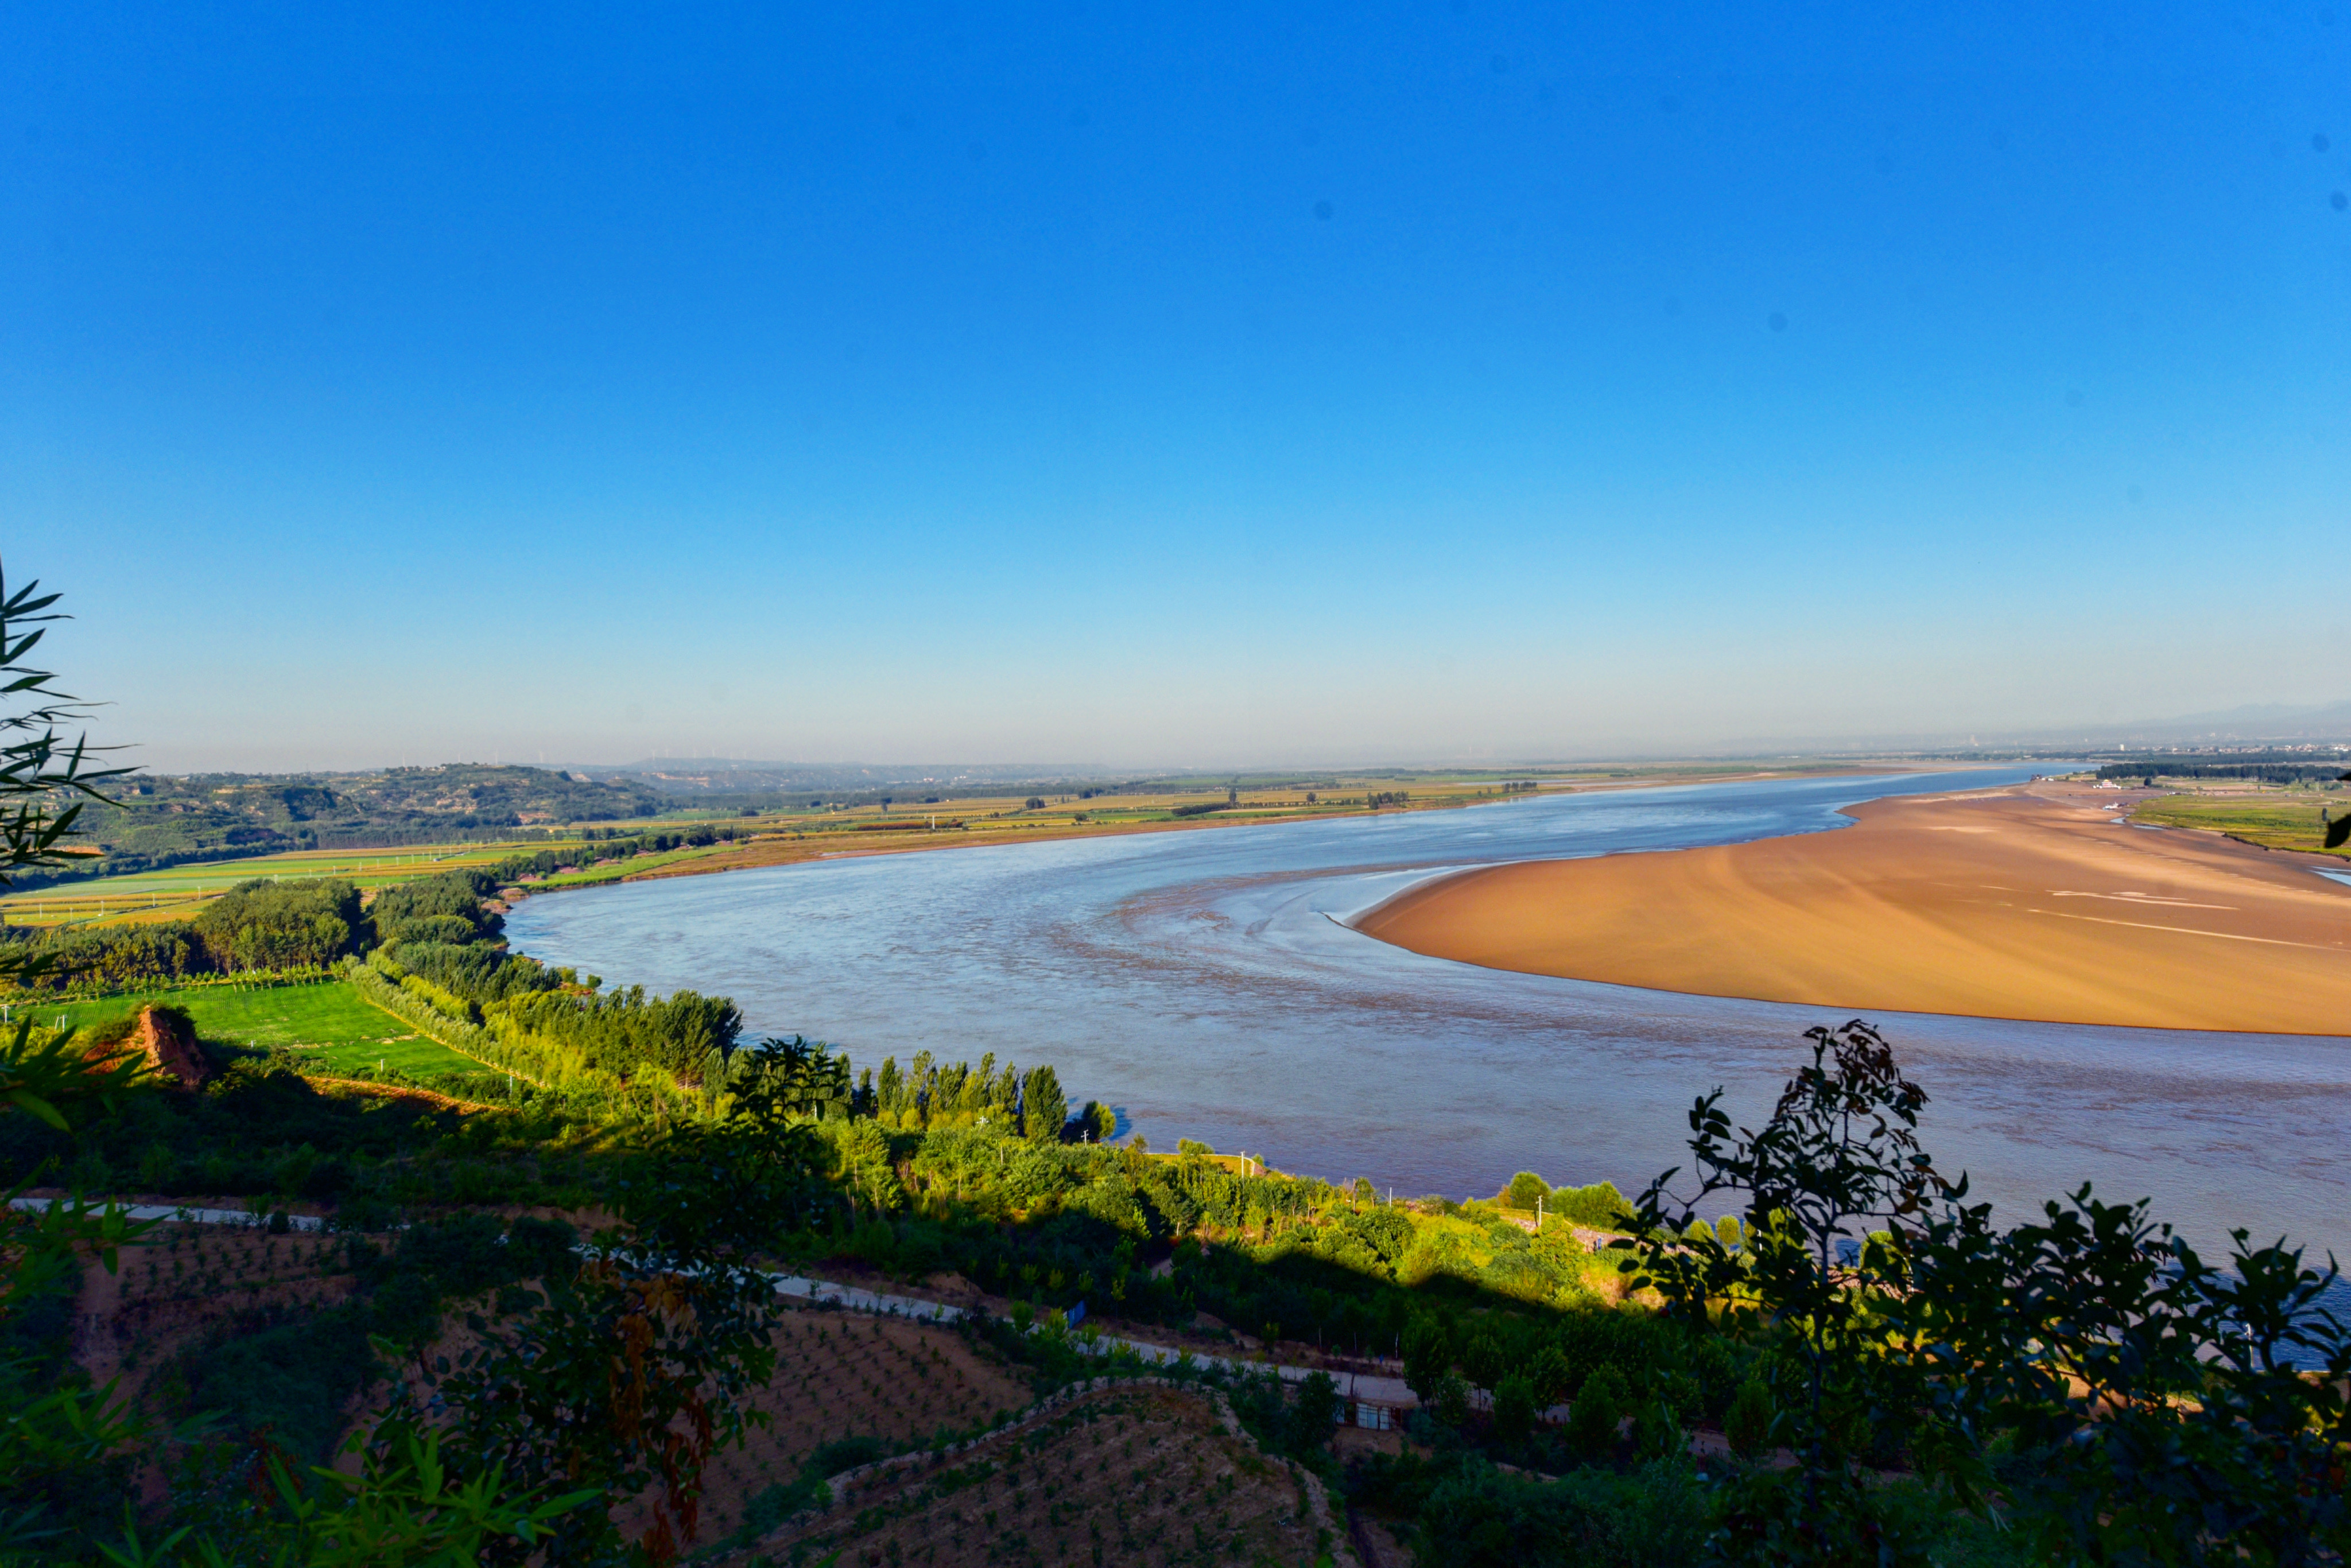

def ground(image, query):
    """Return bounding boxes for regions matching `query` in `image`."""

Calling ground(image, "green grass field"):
[2131,792,2351,858]
[522,843,735,890]
[34,980,482,1080]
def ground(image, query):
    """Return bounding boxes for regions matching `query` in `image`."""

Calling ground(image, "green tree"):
[1287,1369,1341,1453]
[1491,1375,1537,1446]
[1626,1019,2351,1563]
[0,566,129,966]
[0,567,160,1560]
[1896,1183,2351,1563]
[1433,1371,1472,1429]
[1459,1331,1506,1392]
[1020,1064,1065,1143]
[728,1035,850,1125]
[1621,1020,1947,1557]
[192,876,364,969]
[1565,1365,1626,1464]
[1401,1318,1451,1404]
[1526,1346,1572,1409]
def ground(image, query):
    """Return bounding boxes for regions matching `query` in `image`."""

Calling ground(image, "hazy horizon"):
[99,705,2351,783]
[9,4,2346,772]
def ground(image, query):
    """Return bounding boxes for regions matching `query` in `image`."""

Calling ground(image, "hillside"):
[20,764,665,890]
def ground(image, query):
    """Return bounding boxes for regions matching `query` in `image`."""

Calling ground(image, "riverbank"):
[509,760,1962,896]
[1354,779,2351,1034]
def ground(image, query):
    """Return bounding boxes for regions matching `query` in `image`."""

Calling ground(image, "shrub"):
[1410,1455,1710,1568]
[1546,1181,1635,1230]
[1288,1370,1341,1453]
[170,1303,379,1464]
[1724,1379,1774,1461]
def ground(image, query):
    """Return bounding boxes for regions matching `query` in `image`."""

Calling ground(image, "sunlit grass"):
[35,980,480,1079]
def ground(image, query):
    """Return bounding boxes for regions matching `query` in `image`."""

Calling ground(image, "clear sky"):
[5,3,2347,771]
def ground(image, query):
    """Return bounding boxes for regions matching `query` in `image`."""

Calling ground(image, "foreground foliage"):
[1622,1020,2351,1564]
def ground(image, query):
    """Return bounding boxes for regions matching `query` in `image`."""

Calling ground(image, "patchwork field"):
[0,841,558,928]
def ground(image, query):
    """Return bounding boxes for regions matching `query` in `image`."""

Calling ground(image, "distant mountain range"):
[14,764,668,892]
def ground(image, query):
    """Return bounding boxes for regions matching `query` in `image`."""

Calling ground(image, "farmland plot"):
[688,1308,1035,1544]
[748,1384,1332,1568]
[72,1224,371,1487]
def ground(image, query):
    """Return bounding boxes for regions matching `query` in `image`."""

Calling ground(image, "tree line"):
[1,830,738,997]
[2096,761,2348,783]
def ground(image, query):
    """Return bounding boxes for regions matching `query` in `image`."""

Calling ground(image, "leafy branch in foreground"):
[1,1054,166,1565]
[92,1428,596,1568]
[1620,1020,1952,1561]
[385,1086,822,1564]
[0,564,130,894]
[1621,1018,2351,1566]
[1898,1183,2351,1564]
[0,1016,153,1130]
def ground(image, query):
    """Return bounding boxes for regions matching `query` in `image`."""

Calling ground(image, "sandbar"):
[1353,781,2351,1034]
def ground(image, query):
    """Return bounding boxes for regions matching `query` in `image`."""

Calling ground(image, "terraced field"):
[742,1382,1336,1568]
[72,1217,1331,1566]
[690,1308,1036,1548]
[76,1223,365,1492]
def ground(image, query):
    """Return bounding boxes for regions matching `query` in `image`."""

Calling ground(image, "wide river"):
[506,769,2351,1261]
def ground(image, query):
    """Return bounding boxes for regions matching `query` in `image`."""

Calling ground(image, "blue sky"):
[5,3,2347,770]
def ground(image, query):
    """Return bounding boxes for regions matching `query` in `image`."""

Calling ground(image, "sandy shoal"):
[1353,782,2351,1034]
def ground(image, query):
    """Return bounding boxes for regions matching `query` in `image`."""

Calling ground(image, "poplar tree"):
[1020,1064,1065,1143]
